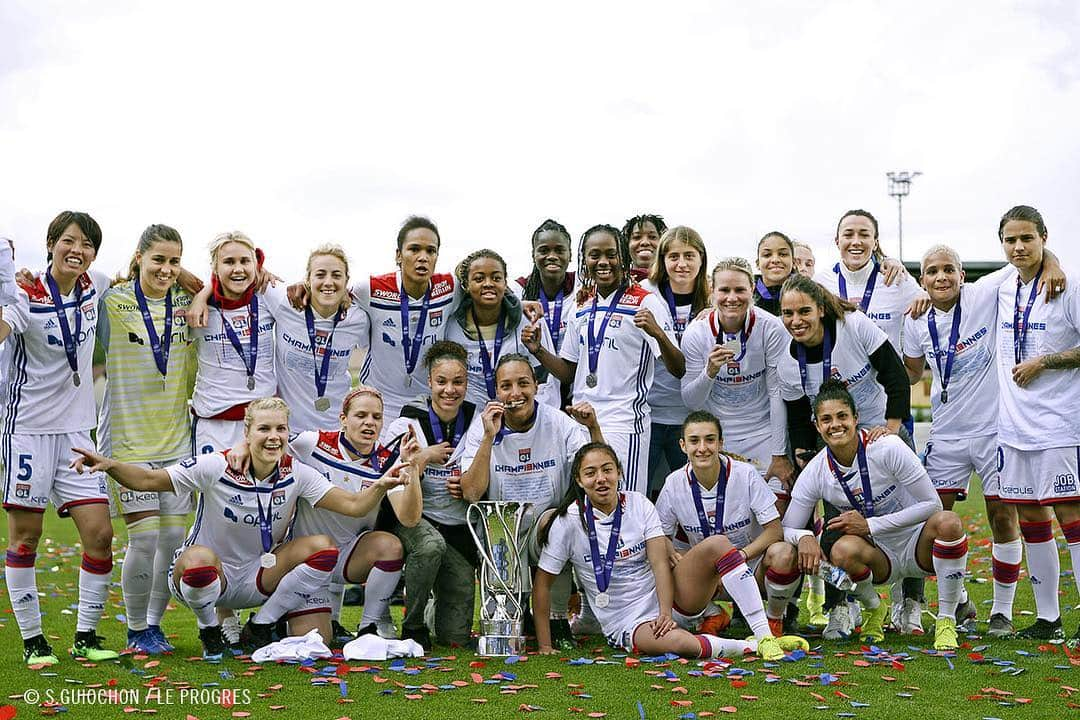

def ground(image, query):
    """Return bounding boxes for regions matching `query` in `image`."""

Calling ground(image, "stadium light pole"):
[886,171,921,262]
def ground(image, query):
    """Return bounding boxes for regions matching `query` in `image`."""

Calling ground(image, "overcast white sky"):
[2,1,1079,283]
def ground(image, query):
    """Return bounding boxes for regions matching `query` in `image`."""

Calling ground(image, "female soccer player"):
[385,341,483,647]
[534,442,807,660]
[639,226,710,498]
[1,211,118,665]
[72,398,417,659]
[655,412,803,637]
[262,245,369,432]
[783,380,969,651]
[446,249,553,408]
[98,224,198,654]
[526,224,684,494]
[623,213,667,282]
[681,258,793,499]
[753,231,797,316]
[793,242,816,278]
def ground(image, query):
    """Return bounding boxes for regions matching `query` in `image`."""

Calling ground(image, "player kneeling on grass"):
[533,442,808,661]
[71,397,417,660]
[656,411,802,638]
[783,380,969,651]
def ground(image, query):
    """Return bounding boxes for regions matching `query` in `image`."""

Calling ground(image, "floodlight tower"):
[886,171,921,262]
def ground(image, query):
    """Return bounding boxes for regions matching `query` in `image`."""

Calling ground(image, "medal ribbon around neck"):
[584,494,623,595]
[539,285,565,350]
[305,304,341,404]
[796,324,833,400]
[134,276,173,383]
[1013,266,1043,365]
[44,269,84,383]
[835,261,879,313]
[209,293,260,386]
[399,278,432,378]
[472,304,507,400]
[825,433,874,518]
[587,287,626,379]
[688,456,731,538]
[927,293,962,404]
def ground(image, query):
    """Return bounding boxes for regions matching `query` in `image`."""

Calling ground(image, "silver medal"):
[940,389,948,404]
[72,372,81,387]
[315,397,331,412]
[247,376,255,391]
[586,373,598,388]
[594,591,610,609]
[406,375,413,388]
[260,552,277,569]
[161,376,168,392]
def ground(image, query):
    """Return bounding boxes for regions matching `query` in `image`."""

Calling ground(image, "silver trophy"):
[467,500,531,656]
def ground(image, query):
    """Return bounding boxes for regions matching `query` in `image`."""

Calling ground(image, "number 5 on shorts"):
[17,453,32,481]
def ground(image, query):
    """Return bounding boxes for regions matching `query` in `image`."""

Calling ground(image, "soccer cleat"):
[823,605,851,640]
[400,625,432,650]
[221,614,243,655]
[754,634,785,661]
[806,591,828,628]
[767,616,784,638]
[777,634,810,652]
[198,625,227,661]
[70,631,119,661]
[847,598,863,631]
[1016,617,1064,643]
[955,598,978,630]
[356,622,380,638]
[934,617,958,651]
[23,635,59,667]
[699,607,731,635]
[126,627,170,655]
[569,609,603,636]
[332,620,355,645]
[550,617,574,648]
[239,618,275,654]
[986,613,1015,638]
[859,601,890,643]
[147,625,175,653]
[900,598,925,635]
[376,617,398,640]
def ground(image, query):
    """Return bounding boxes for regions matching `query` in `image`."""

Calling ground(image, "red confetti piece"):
[0,708,15,720]
[269,707,286,711]
[718,707,738,714]
[469,661,486,668]
[853,660,870,667]
[1016,698,1032,704]
[672,686,688,694]
[671,700,693,707]
[471,673,485,684]
[545,672,562,679]
[880,676,897,682]
[231,713,251,718]
[625,657,641,668]
[587,714,607,718]
[405,695,422,700]
[810,693,826,702]
[739,695,758,701]
[730,680,747,689]
[471,699,488,704]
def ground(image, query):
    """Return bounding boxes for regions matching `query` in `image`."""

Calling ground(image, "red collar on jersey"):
[210,247,265,310]
[219,449,293,484]
[370,271,455,302]
[20,271,93,302]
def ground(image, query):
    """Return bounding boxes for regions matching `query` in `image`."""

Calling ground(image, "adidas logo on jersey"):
[43,318,57,330]
[227,494,244,506]
[382,318,396,328]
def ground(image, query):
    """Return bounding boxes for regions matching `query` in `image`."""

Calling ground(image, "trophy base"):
[477,634,527,657]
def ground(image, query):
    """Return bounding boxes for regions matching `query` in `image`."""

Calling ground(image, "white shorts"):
[2,431,108,516]
[604,606,659,653]
[923,433,1000,501]
[875,524,929,586]
[191,416,244,457]
[333,530,374,585]
[998,444,1080,505]
[724,431,785,496]
[605,428,652,495]
[108,460,194,517]
[169,553,331,616]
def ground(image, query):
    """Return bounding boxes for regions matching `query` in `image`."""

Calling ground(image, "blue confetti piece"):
[971,645,989,652]
[404,669,421,675]
[1015,650,1035,657]
[440,684,457,690]
[505,655,520,664]
[380,688,395,695]
[851,701,870,707]
[569,657,595,665]
[663,670,678,679]
[787,649,807,661]
[389,659,406,670]
[576,693,593,699]
[340,681,348,698]
[992,660,1015,666]
[679,714,696,719]
[201,682,220,688]
[638,699,646,720]
[500,671,517,680]
[687,670,703,677]
[764,676,780,683]
[945,656,954,670]
[483,679,501,685]
[820,673,837,685]
[115,614,126,623]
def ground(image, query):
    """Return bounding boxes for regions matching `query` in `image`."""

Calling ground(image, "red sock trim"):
[1020,520,1054,544]
[5,550,35,568]
[80,553,113,574]
[181,565,219,588]
[714,548,745,577]
[305,548,340,572]
[932,537,969,559]
[373,557,404,573]
[992,558,1022,584]
[850,567,871,583]
[696,634,711,658]
[1063,520,1080,544]
[765,568,801,585]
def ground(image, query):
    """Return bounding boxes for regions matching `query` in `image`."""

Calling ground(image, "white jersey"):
[461,400,589,526]
[2,269,108,434]
[560,284,674,433]
[352,271,460,419]
[290,430,406,545]
[655,458,779,550]
[261,286,370,432]
[778,311,890,426]
[444,312,553,409]
[784,434,941,545]
[681,308,789,454]
[640,280,692,426]
[167,452,333,572]
[387,406,478,526]
[902,268,1014,440]
[996,270,1080,449]
[538,491,665,640]
[191,293,277,417]
[816,262,922,353]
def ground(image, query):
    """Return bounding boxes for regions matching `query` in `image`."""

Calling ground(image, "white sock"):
[991,539,1022,619]
[179,566,222,628]
[715,549,770,637]
[1021,520,1061,621]
[329,582,345,622]
[121,516,159,631]
[77,553,113,633]
[1064,520,1080,597]
[849,567,880,610]
[765,568,802,619]
[932,535,968,619]
[148,516,186,627]
[698,634,754,658]
[6,548,42,639]
[254,548,338,624]
[360,558,403,627]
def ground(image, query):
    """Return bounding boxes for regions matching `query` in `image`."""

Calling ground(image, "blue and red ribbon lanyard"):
[835,261,879,313]
[133,276,173,389]
[539,286,565,350]
[45,269,84,386]
[428,401,466,448]
[754,278,775,301]
[1013,267,1043,365]
[209,292,260,389]
[688,456,731,538]
[472,305,507,400]
[339,432,403,477]
[305,304,341,403]
[825,434,874,518]
[796,324,833,400]
[587,287,626,379]
[927,293,963,404]
[493,401,537,445]
[661,282,688,343]
[400,278,432,378]
[584,494,623,595]
[253,467,282,556]
[714,309,756,363]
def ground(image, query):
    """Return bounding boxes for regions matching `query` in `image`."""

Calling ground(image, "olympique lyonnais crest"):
[519,448,532,463]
